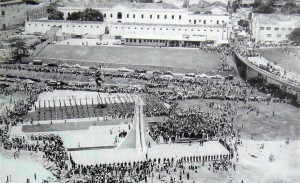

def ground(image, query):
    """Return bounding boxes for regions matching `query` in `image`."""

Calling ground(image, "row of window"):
[115,26,226,32]
[127,39,166,43]
[260,27,293,31]
[102,12,182,20]
[28,24,227,32]
[266,34,289,38]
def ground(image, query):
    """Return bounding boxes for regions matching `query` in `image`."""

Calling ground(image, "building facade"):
[0,0,26,30]
[0,0,48,30]
[26,2,231,46]
[251,13,300,42]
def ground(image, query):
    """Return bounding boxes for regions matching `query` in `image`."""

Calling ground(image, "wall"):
[25,20,230,42]
[25,21,106,35]
[0,2,26,30]
[58,6,230,26]
[251,14,300,42]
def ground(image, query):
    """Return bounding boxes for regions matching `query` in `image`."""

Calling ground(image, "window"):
[134,39,136,42]
[199,20,201,22]
[277,34,281,38]
[97,26,99,28]
[91,26,93,28]
[110,14,113,18]
[281,28,286,31]
[217,20,219,24]
[141,28,143,30]
[267,34,272,37]
[288,28,292,31]
[2,11,5,16]
[85,26,87,27]
[141,14,144,18]
[210,20,212,22]
[165,15,167,19]
[172,15,174,19]
[160,28,162,30]
[130,39,132,42]
[117,12,122,19]
[133,14,135,18]
[150,15,152,19]
[274,27,279,31]
[211,30,213,32]
[260,27,264,30]
[179,15,181,19]
[266,27,271,30]
[203,20,206,24]
[157,15,160,19]
[127,14,129,18]
[42,24,43,26]
[66,25,68,27]
[139,39,141,43]
[104,14,106,18]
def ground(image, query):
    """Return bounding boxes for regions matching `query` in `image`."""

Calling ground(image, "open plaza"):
[1,0,300,183]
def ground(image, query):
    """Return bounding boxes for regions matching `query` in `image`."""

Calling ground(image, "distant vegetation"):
[253,0,275,14]
[47,3,64,20]
[67,8,104,21]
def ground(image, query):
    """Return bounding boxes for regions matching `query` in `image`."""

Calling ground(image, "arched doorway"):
[117,12,122,19]
[105,26,109,34]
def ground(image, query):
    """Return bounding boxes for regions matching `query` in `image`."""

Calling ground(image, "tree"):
[67,8,104,21]
[47,2,64,20]
[281,2,300,14]
[253,0,262,8]
[182,0,189,8]
[253,5,275,14]
[288,28,300,42]
[48,10,64,20]
[238,19,249,27]
[6,38,29,60]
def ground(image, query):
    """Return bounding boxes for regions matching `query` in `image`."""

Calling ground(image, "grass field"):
[259,48,300,76]
[36,45,224,73]
[177,99,300,141]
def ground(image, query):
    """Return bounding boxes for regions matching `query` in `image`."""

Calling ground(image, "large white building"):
[26,2,231,46]
[251,13,300,42]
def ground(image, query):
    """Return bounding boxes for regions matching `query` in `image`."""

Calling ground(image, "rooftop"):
[253,13,300,24]
[60,1,179,10]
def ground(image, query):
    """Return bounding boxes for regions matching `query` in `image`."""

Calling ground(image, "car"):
[73,64,82,68]
[160,75,173,80]
[196,74,208,78]
[134,69,147,73]
[163,71,173,75]
[60,63,71,68]
[152,70,162,75]
[211,75,222,79]
[47,62,59,67]
[185,73,195,77]
[89,66,98,70]
[118,67,130,72]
